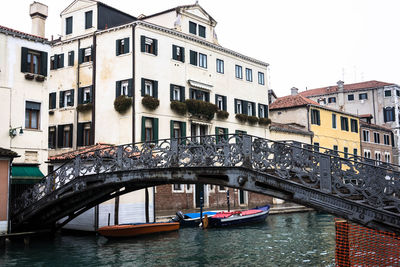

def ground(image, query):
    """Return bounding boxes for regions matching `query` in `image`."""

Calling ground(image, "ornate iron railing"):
[13,134,400,219]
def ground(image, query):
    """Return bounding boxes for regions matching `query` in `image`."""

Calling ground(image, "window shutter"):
[89,86,93,103]
[242,101,248,115]
[140,36,145,52]
[68,124,73,147]
[265,105,269,118]
[153,80,158,98]
[252,102,256,116]
[170,84,174,101]
[190,50,197,65]
[317,111,320,125]
[78,87,83,104]
[172,45,177,60]
[181,47,185,62]
[128,79,133,97]
[77,123,84,146]
[223,96,227,111]
[70,89,75,106]
[124,38,130,54]
[115,81,121,98]
[180,86,185,101]
[68,51,74,66]
[40,51,48,76]
[258,104,261,118]
[215,127,220,143]
[57,125,64,148]
[115,39,120,56]
[170,120,174,138]
[153,118,159,142]
[189,89,193,99]
[383,108,387,122]
[180,122,186,138]
[53,55,58,70]
[205,92,209,102]
[21,47,28,73]
[49,93,56,109]
[59,54,64,68]
[391,107,395,121]
[224,128,228,140]
[78,48,83,64]
[141,78,145,96]
[234,99,237,113]
[88,122,94,145]
[141,117,146,142]
[59,91,65,108]
[153,39,158,56]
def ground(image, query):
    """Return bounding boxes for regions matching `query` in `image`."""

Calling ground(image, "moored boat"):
[207,205,270,228]
[97,222,180,238]
[172,211,218,227]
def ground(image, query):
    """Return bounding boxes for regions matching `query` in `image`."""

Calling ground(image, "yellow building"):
[269,91,361,158]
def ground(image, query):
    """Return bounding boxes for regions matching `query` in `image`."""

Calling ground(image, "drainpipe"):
[91,33,96,145]
[372,89,376,124]
[76,39,80,150]
[132,24,136,143]
[307,106,312,144]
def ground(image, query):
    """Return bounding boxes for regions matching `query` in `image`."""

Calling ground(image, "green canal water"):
[1,212,336,266]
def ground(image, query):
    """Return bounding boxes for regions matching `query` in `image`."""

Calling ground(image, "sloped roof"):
[269,94,319,110]
[48,143,114,161]
[360,121,393,132]
[142,3,216,25]
[0,147,18,158]
[270,122,313,136]
[0,25,49,43]
[300,80,395,98]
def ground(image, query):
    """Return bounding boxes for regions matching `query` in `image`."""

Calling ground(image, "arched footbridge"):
[11,134,400,234]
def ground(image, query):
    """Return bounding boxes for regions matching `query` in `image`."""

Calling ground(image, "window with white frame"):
[65,91,72,106]
[235,65,242,79]
[363,130,370,142]
[145,118,153,142]
[245,68,253,82]
[173,122,181,139]
[258,72,265,85]
[384,134,390,145]
[236,100,242,114]
[259,105,265,118]
[199,53,207,68]
[121,81,129,96]
[217,96,223,110]
[247,102,253,116]
[173,86,180,101]
[145,38,154,54]
[82,87,91,103]
[216,59,224,73]
[219,186,226,192]
[172,184,184,192]
[145,81,153,96]
[385,152,390,163]
[364,150,371,159]
[375,151,381,163]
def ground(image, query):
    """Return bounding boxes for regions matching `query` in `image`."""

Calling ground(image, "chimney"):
[337,80,344,92]
[30,2,48,38]
[291,87,299,96]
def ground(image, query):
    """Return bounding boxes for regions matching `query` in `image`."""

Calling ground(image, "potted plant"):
[114,95,132,114]
[77,103,93,112]
[259,117,272,126]
[247,116,259,125]
[185,99,218,120]
[24,73,34,80]
[216,110,229,120]
[235,113,248,123]
[142,95,160,110]
[35,75,45,82]
[170,101,187,115]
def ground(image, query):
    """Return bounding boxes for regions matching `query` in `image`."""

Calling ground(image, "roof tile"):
[269,94,319,110]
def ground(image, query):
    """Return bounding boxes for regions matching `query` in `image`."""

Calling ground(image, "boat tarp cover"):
[184,211,217,219]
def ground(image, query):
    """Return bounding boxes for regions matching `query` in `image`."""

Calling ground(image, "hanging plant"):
[248,116,259,124]
[35,75,45,82]
[25,73,34,80]
[170,101,187,115]
[216,110,229,120]
[259,117,272,126]
[235,113,248,123]
[76,103,93,112]
[142,95,160,110]
[185,99,218,120]
[114,95,132,114]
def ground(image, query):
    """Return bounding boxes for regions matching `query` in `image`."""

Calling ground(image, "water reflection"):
[0,212,336,266]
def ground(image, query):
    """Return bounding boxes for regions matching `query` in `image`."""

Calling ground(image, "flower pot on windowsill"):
[49,110,54,115]
[248,116,259,125]
[235,113,248,123]
[185,99,218,121]
[142,95,160,110]
[216,110,229,120]
[76,103,93,112]
[35,75,45,82]
[114,95,132,114]
[170,101,187,115]
[259,117,271,126]
[24,73,34,80]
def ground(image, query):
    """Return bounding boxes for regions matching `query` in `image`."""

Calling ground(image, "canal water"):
[1,212,336,266]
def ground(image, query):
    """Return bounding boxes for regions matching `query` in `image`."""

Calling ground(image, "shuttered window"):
[215,94,227,111]
[350,119,358,133]
[78,86,93,104]
[79,47,92,63]
[141,78,158,98]
[189,21,197,34]
[68,51,74,66]
[115,79,133,98]
[172,45,185,62]
[170,120,186,140]
[340,116,349,131]
[190,89,209,102]
[85,11,93,29]
[258,104,268,118]
[170,84,185,102]
[59,89,74,108]
[141,117,159,143]
[198,25,206,38]
[140,36,158,56]
[311,109,321,125]
[190,50,198,66]
[116,38,130,56]
[215,127,228,143]
[25,101,40,129]
[66,16,73,35]
[57,124,73,148]
[49,92,56,109]
[21,47,47,76]
[383,107,395,122]
[48,126,56,149]
[77,122,92,146]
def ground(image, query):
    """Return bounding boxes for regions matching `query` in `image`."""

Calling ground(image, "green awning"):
[11,166,44,184]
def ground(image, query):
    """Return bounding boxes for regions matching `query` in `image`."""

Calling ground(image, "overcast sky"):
[1,0,399,97]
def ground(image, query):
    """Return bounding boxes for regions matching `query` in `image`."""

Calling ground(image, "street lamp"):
[9,126,23,138]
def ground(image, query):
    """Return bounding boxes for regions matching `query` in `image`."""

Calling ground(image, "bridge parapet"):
[12,134,400,232]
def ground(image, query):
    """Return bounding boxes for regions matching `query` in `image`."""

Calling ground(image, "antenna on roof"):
[195,0,199,4]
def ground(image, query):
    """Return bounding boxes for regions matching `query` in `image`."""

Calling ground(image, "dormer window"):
[85,11,93,29]
[66,16,73,35]
[189,21,206,38]
[199,25,206,38]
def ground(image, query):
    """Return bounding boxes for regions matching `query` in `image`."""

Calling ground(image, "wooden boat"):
[172,211,218,227]
[97,222,180,238]
[207,205,270,228]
